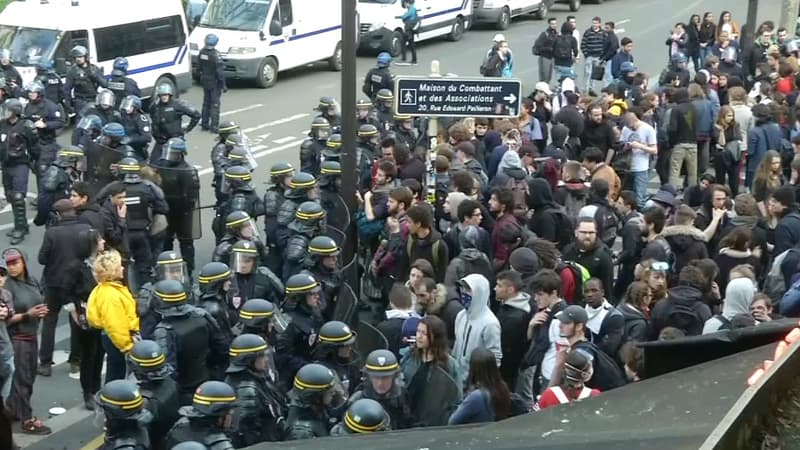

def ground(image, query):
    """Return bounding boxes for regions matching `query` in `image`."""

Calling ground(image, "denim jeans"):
[554,65,576,81]
[699,46,712,67]
[603,60,615,86]
[631,170,650,209]
[583,56,601,92]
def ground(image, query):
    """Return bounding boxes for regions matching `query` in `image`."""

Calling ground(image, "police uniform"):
[304,236,342,320]
[72,89,124,146]
[347,349,412,429]
[362,53,394,101]
[320,134,342,166]
[149,84,200,163]
[120,96,153,162]
[0,51,23,95]
[96,380,152,450]
[275,274,325,382]
[128,340,181,450]
[229,240,284,314]
[329,398,390,436]
[63,46,108,120]
[312,321,360,396]
[318,161,347,231]
[154,138,201,277]
[210,122,240,206]
[313,97,341,133]
[356,97,381,129]
[299,117,330,176]
[34,62,65,107]
[197,262,235,344]
[0,100,38,243]
[165,381,237,450]
[285,363,340,440]
[23,81,64,178]
[108,58,141,109]
[274,172,318,256]
[374,89,395,133]
[152,280,229,404]
[198,35,226,132]
[282,202,326,280]
[392,114,421,150]
[96,122,136,158]
[34,146,84,227]
[213,166,263,243]
[356,124,380,191]
[211,211,269,266]
[263,163,294,273]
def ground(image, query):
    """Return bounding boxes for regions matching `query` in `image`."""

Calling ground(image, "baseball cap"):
[620,61,637,74]
[556,305,588,324]
[493,33,506,43]
[4,248,22,264]
[535,81,553,96]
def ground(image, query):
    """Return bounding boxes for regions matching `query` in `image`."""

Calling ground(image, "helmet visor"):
[120,96,137,112]
[156,261,187,283]
[96,91,114,108]
[231,250,257,274]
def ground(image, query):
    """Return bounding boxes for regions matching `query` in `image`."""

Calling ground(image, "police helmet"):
[308,236,340,260]
[285,272,320,296]
[35,61,53,72]
[295,201,325,223]
[120,95,141,113]
[294,363,336,393]
[226,145,250,166]
[56,145,85,168]
[319,160,342,177]
[70,45,89,58]
[166,137,187,157]
[224,132,243,148]
[117,157,141,175]
[325,133,342,150]
[376,52,392,68]
[357,123,379,138]
[156,82,174,97]
[317,96,337,111]
[224,210,252,230]
[191,381,237,417]
[224,165,253,185]
[170,442,209,450]
[217,121,240,137]
[289,171,317,190]
[155,251,187,282]
[270,161,294,179]
[113,57,129,72]
[153,279,188,307]
[198,261,232,294]
[393,113,412,122]
[343,399,389,433]
[205,34,219,48]
[228,333,268,370]
[311,116,331,140]
[3,98,23,117]
[96,380,146,420]
[231,240,259,274]
[25,80,45,95]
[364,349,400,376]
[102,122,127,139]
[239,298,276,329]
[127,339,167,374]
[318,321,356,347]
[376,88,394,101]
[356,97,373,110]
[110,68,126,79]
[76,114,103,132]
[96,89,115,108]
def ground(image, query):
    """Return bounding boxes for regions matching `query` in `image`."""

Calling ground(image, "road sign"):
[394,77,522,118]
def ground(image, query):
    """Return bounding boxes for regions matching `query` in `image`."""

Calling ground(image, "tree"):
[780,0,800,37]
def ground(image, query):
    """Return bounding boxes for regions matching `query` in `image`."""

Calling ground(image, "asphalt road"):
[14,0,783,448]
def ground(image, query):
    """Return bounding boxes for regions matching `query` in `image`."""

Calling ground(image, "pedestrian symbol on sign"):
[400,88,417,106]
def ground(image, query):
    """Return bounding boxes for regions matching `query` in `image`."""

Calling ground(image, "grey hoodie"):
[702,277,756,334]
[452,274,502,378]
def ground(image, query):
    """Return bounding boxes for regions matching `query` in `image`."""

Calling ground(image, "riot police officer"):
[149,82,200,163]
[34,146,84,227]
[321,133,342,165]
[210,121,240,206]
[0,49,22,95]
[312,321,360,396]
[152,279,229,403]
[108,57,141,109]
[225,334,285,446]
[119,96,152,162]
[222,135,252,172]
[362,52,395,101]
[154,138,201,278]
[0,99,38,244]
[212,211,268,265]
[329,398,390,436]
[276,273,325,382]
[263,162,294,272]
[72,89,123,146]
[213,165,264,243]
[348,349,412,429]
[313,96,341,132]
[392,113,420,150]
[23,80,64,183]
[304,235,342,320]
[197,262,235,343]
[356,97,381,129]
[97,122,135,157]
[285,363,343,440]
[283,201,326,280]
[74,114,103,149]
[299,117,330,176]
[127,340,180,450]
[122,161,170,289]
[237,298,281,346]
[198,34,226,132]
[96,380,151,450]
[374,88,394,132]
[357,123,380,190]
[318,161,346,230]
[275,172,319,233]
[63,45,108,120]
[165,381,237,450]
[34,61,64,107]
[138,251,193,339]
[229,240,284,310]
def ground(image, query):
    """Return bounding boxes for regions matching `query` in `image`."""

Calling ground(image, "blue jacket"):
[610,51,634,80]
[747,122,783,173]
[488,144,509,179]
[399,5,418,22]
[448,388,494,425]
[691,98,714,138]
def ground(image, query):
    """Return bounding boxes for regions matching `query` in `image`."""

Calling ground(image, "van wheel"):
[496,7,510,30]
[448,18,465,41]
[390,31,403,57]
[569,0,581,11]
[155,76,177,98]
[256,57,278,88]
[328,42,343,71]
[534,1,549,20]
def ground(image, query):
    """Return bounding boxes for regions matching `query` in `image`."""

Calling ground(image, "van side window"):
[277,0,293,27]
[94,15,186,62]
[53,30,88,76]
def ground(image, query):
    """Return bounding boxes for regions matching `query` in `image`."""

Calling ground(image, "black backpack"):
[663,302,704,336]
[548,208,575,251]
[553,35,573,60]
[593,204,620,248]
[573,341,627,391]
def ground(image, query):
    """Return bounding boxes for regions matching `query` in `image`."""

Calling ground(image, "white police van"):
[0,0,192,98]
[358,0,472,57]
[473,0,550,29]
[188,0,343,89]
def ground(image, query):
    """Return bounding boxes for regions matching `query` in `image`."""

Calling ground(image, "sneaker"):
[37,364,51,377]
[70,362,80,374]
[21,417,51,435]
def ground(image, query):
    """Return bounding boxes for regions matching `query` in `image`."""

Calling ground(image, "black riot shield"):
[85,140,125,198]
[321,191,350,232]
[413,366,462,427]
[155,164,203,240]
[333,282,357,326]
[326,225,345,249]
[355,320,388,357]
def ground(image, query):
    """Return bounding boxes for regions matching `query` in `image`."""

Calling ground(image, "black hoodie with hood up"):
[527,178,561,243]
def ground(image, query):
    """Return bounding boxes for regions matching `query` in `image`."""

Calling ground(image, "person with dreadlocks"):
[533,349,600,410]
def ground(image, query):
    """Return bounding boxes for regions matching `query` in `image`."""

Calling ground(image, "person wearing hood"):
[661,205,709,275]
[444,225,494,288]
[617,281,651,345]
[667,87,699,189]
[703,276,756,334]
[487,128,521,180]
[543,123,569,163]
[377,284,421,357]
[452,274,502,378]
[494,271,532,389]
[527,178,560,244]
[491,150,528,190]
[649,265,712,338]
[554,91,584,152]
[442,191,469,236]
[583,278,624,359]
[509,247,539,292]
[770,186,800,256]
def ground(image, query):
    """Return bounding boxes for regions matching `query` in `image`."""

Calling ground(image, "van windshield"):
[199,0,272,32]
[0,25,59,66]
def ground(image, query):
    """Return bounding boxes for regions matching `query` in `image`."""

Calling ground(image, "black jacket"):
[580,117,617,154]
[407,230,450,283]
[527,178,560,243]
[775,211,800,256]
[649,285,711,339]
[38,215,91,288]
[533,28,558,59]
[667,90,698,146]
[618,303,648,343]
[497,293,532,389]
[661,224,709,275]
[563,242,615,297]
[554,105,585,139]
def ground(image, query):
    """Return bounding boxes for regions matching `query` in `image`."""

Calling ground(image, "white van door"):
[418,0,466,40]
[269,0,303,69]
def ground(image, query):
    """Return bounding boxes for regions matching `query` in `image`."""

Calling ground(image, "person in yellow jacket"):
[87,250,140,383]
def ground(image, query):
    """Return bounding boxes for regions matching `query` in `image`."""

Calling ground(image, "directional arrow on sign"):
[504,93,517,104]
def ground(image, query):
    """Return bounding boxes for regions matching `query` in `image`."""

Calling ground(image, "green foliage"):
[0,0,12,14]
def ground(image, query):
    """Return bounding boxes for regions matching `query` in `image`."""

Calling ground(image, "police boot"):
[9,193,28,245]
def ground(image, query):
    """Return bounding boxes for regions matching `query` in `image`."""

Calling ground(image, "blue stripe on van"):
[270,24,343,46]
[420,0,469,20]
[107,45,187,78]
